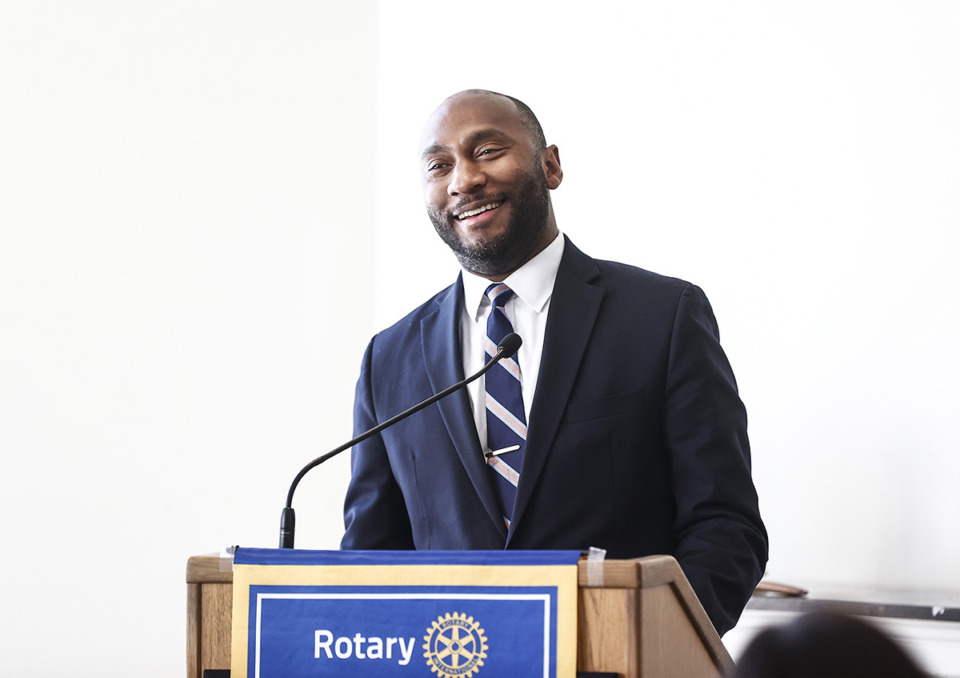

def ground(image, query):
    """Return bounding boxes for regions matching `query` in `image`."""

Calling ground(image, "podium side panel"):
[578,587,641,678]
[188,580,232,678]
[639,584,722,678]
[187,583,199,678]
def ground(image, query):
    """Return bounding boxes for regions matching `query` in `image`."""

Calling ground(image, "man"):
[341,89,767,635]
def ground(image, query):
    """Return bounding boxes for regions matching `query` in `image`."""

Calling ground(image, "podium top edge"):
[186,554,233,584]
[186,552,682,588]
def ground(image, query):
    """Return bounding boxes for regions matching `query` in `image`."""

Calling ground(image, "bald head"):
[434,89,547,152]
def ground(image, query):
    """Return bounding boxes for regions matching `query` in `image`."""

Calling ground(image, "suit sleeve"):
[340,337,415,550]
[664,284,768,635]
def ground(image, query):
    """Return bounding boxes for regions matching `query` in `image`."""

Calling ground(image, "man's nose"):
[447,160,486,196]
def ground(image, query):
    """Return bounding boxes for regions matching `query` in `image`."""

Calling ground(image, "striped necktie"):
[483,283,526,530]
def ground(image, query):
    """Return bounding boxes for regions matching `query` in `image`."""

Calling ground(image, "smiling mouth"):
[455,201,503,221]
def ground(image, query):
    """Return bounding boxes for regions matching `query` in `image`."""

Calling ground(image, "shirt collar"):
[462,232,565,321]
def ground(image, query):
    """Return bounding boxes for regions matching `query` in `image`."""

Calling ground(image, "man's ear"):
[543,145,563,189]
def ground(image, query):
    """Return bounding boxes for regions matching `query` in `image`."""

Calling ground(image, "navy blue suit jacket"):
[341,237,767,635]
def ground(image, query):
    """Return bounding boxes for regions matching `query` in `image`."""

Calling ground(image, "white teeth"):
[457,202,501,220]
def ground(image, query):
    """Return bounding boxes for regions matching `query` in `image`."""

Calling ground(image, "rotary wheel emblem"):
[423,612,489,678]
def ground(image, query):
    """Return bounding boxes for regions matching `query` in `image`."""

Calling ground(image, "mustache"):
[452,193,508,213]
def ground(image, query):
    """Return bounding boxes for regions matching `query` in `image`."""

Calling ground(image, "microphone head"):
[497,332,522,359]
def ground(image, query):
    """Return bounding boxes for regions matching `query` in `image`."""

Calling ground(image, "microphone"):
[279,332,523,548]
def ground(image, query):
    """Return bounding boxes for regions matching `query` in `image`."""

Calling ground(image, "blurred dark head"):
[730,612,928,678]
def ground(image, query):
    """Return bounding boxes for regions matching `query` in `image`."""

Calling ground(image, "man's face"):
[420,93,561,278]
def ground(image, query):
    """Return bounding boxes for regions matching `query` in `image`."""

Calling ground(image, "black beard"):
[427,163,551,277]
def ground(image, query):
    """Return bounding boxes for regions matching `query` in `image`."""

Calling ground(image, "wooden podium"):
[186,553,732,678]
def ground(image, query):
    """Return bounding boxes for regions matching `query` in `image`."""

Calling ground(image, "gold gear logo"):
[422,612,489,678]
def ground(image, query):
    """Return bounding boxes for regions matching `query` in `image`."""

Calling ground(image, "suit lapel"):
[421,276,508,540]
[508,238,604,543]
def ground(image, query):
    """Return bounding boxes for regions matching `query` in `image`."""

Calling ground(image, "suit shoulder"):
[369,280,459,345]
[562,237,696,295]
[592,257,702,301]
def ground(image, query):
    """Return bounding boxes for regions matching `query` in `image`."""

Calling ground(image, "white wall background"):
[1,1,957,675]
[1,2,377,675]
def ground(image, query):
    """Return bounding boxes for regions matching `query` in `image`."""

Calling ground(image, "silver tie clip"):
[485,444,521,458]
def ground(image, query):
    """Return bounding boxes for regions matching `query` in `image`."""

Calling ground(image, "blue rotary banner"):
[231,549,581,678]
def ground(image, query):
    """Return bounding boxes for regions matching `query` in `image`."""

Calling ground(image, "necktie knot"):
[485,283,515,310]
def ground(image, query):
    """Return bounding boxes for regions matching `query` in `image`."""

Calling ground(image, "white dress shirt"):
[459,232,565,452]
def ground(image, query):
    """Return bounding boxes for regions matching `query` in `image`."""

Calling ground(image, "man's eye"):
[427,162,448,171]
[478,148,503,157]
